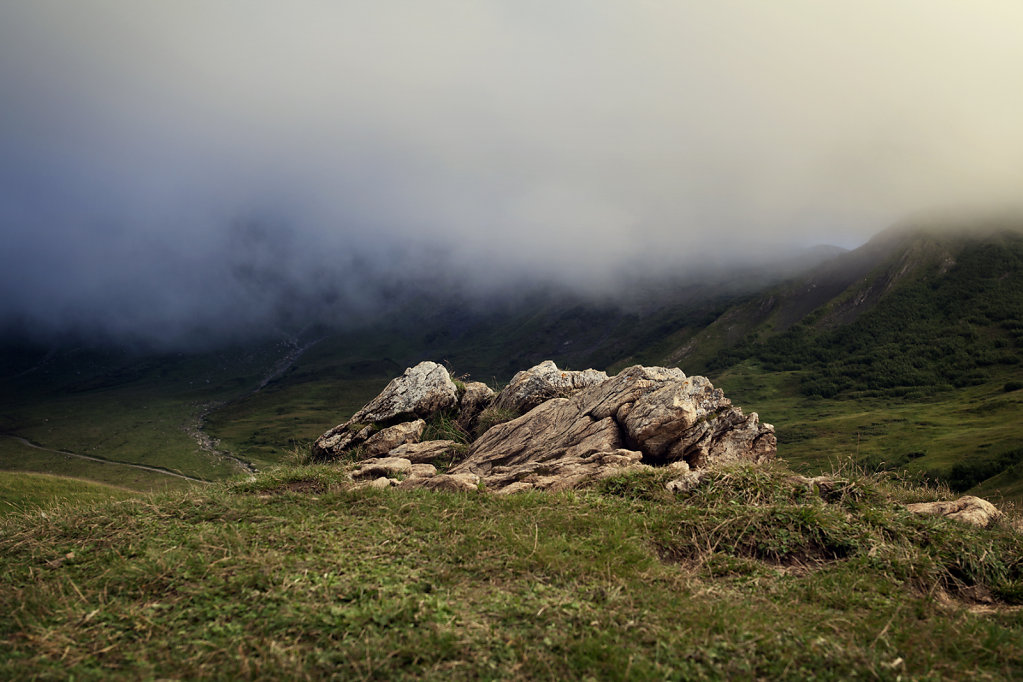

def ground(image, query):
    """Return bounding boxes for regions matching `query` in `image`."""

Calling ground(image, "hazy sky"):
[2,1,1023,344]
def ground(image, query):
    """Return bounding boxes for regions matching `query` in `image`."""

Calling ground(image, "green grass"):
[0,342,298,484]
[2,461,1021,679]
[204,377,389,469]
[0,435,198,494]
[0,390,242,480]
[714,361,1023,504]
[0,471,137,516]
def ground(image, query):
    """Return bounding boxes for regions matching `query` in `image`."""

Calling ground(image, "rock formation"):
[311,361,460,461]
[493,360,608,415]
[450,364,775,492]
[308,360,1010,524]
[312,360,776,493]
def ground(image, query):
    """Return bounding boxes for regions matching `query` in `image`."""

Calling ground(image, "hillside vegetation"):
[1,461,1022,679]
[687,228,1023,503]
[710,230,1023,400]
[2,223,1023,504]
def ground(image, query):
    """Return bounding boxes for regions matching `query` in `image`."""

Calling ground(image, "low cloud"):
[2,1,1023,346]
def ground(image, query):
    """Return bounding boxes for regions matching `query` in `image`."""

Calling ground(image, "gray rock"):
[665,460,704,493]
[311,361,457,460]
[351,457,413,480]
[361,420,425,458]
[351,361,458,423]
[400,472,480,492]
[456,381,496,432]
[408,463,437,479]
[388,440,461,464]
[905,496,1002,527]
[452,364,774,493]
[311,423,369,460]
[493,360,608,415]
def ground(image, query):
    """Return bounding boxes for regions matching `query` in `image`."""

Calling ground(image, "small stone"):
[388,440,460,464]
[409,463,437,478]
[361,420,425,458]
[401,473,480,492]
[351,457,412,480]
[666,471,703,493]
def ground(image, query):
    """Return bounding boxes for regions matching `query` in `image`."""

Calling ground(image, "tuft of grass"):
[473,405,518,438]
[421,410,471,445]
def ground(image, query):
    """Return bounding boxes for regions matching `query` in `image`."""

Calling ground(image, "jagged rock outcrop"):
[351,361,458,423]
[905,496,1002,528]
[311,361,457,461]
[450,364,775,492]
[318,360,776,492]
[493,361,608,415]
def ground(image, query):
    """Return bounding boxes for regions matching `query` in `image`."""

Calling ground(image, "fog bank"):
[2,2,1022,346]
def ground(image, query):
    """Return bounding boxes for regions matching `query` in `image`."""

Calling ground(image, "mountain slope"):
[701,227,1023,399]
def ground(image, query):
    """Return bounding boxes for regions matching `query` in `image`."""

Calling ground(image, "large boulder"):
[450,365,775,492]
[350,361,458,423]
[493,361,608,415]
[311,361,457,461]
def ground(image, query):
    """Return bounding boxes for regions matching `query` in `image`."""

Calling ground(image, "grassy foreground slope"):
[2,461,1022,680]
[0,471,135,516]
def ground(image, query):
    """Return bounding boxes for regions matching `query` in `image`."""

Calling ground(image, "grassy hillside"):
[1,461,1021,679]
[0,340,307,486]
[0,471,136,516]
[701,229,1023,501]
[0,434,196,493]
[717,231,1023,400]
[713,363,1023,502]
